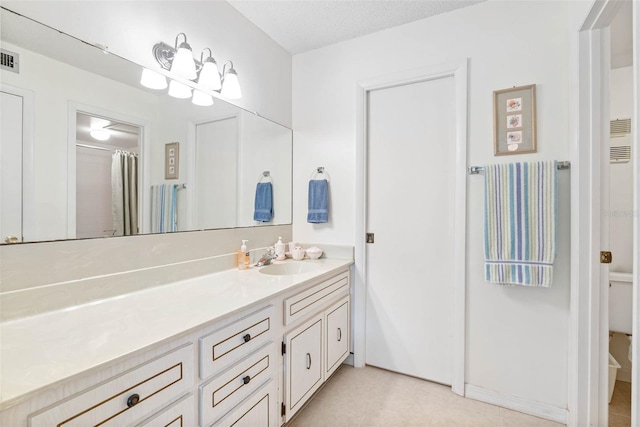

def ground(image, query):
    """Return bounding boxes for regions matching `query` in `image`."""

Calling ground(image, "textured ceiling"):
[227,0,485,54]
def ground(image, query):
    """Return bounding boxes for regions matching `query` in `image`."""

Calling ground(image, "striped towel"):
[151,184,179,233]
[484,161,557,287]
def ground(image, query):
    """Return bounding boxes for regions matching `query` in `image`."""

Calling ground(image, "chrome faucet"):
[255,247,277,267]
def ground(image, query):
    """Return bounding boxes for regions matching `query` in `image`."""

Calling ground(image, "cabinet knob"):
[243,334,251,343]
[243,375,251,385]
[126,393,140,408]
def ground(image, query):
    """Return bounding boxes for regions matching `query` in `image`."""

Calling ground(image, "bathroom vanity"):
[0,259,352,426]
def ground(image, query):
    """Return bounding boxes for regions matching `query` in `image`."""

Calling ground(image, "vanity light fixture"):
[150,33,241,99]
[197,48,222,91]
[220,61,242,99]
[90,128,110,141]
[169,33,197,80]
[192,90,214,107]
[140,68,168,90]
[168,80,193,99]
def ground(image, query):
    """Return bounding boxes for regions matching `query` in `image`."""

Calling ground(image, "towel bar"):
[468,161,570,175]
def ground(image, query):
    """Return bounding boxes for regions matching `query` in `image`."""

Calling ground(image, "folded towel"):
[484,161,557,287]
[307,179,329,223]
[254,182,273,222]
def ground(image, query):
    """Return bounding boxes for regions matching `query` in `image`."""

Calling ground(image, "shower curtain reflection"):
[111,150,138,236]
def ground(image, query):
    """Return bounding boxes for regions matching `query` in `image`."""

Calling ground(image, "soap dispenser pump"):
[274,236,286,261]
[238,240,250,270]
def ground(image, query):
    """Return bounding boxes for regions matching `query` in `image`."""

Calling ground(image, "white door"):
[365,76,456,385]
[0,90,24,243]
[195,117,238,229]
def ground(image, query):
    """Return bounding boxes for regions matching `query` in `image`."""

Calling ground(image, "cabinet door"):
[325,296,350,378]
[284,313,323,422]
[212,379,277,427]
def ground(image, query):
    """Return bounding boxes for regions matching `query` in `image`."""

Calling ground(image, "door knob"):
[4,235,19,244]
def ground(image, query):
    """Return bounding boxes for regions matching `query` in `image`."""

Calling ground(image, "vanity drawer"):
[29,344,194,427]
[199,305,274,380]
[136,394,195,427]
[199,342,276,426]
[211,379,277,427]
[284,271,349,325]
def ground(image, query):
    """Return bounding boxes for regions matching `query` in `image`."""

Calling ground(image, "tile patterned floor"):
[609,380,631,427]
[287,365,564,427]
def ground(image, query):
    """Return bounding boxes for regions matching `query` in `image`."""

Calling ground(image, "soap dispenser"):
[274,236,286,261]
[238,240,250,270]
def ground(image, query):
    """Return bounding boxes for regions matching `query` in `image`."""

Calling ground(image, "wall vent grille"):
[0,49,19,74]
[611,118,631,136]
[610,145,631,163]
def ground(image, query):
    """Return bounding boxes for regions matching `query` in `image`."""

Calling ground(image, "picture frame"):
[165,142,179,179]
[493,84,537,155]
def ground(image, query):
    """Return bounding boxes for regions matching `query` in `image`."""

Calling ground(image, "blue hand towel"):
[484,161,558,287]
[254,182,273,222]
[307,179,329,223]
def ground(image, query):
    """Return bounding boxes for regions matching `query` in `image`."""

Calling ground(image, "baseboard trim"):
[465,384,568,424]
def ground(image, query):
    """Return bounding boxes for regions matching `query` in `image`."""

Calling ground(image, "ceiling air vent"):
[0,49,19,74]
[610,145,631,163]
[610,118,631,137]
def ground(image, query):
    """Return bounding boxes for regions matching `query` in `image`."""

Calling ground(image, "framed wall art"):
[165,142,179,179]
[493,84,537,155]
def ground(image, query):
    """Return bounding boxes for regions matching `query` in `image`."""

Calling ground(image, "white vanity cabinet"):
[325,295,350,378]
[281,271,351,423]
[29,344,195,427]
[0,260,353,427]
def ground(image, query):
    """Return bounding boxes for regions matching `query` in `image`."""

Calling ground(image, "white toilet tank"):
[609,272,633,334]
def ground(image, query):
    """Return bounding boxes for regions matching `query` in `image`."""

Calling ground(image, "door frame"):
[572,1,638,425]
[67,102,151,238]
[1,84,35,242]
[354,59,468,395]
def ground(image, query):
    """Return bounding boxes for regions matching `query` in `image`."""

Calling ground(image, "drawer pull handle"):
[243,334,251,343]
[243,375,251,385]
[306,353,312,370]
[338,328,342,342]
[126,393,140,408]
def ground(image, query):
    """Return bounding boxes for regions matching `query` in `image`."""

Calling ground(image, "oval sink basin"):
[259,262,318,276]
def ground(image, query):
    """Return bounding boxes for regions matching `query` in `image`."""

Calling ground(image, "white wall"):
[609,66,634,274]
[1,1,292,128]
[293,0,573,410]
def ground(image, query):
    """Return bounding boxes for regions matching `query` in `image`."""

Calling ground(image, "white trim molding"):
[67,102,151,238]
[572,0,630,425]
[632,0,640,422]
[465,384,568,425]
[354,59,468,396]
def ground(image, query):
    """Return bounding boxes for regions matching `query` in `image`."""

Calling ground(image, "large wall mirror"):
[0,7,292,244]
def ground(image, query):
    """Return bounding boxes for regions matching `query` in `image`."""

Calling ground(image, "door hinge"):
[366,233,375,244]
[281,402,286,416]
[600,251,613,264]
[281,342,286,355]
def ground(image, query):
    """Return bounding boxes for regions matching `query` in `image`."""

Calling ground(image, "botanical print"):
[506,97,522,112]
[507,131,522,143]
[507,114,522,129]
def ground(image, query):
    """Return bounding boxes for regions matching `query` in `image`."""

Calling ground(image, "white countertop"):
[0,258,352,409]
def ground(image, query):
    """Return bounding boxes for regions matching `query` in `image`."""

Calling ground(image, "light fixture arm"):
[222,60,235,76]
[200,47,213,64]
[174,32,189,50]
